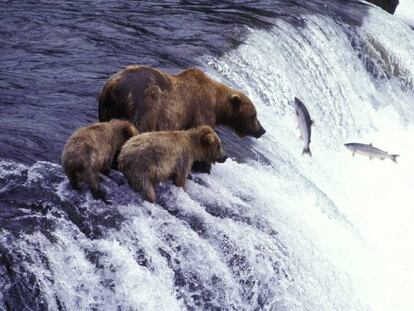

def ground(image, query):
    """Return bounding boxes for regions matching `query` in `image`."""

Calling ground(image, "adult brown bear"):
[98,65,266,172]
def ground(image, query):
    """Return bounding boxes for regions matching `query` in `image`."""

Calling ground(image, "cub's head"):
[197,126,227,164]
[226,92,266,139]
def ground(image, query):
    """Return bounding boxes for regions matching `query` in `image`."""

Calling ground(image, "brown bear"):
[99,65,265,137]
[118,125,227,203]
[98,65,265,173]
[62,120,139,200]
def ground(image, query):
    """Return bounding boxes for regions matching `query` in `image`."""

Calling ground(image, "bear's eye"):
[217,145,220,151]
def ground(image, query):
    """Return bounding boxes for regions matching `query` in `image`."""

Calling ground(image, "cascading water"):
[1,1,413,310]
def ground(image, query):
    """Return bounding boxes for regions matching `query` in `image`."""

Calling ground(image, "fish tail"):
[390,154,399,163]
[302,147,312,157]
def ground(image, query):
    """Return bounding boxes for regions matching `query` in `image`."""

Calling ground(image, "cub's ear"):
[201,132,215,145]
[122,126,138,140]
[130,126,139,137]
[122,127,132,140]
[230,94,241,110]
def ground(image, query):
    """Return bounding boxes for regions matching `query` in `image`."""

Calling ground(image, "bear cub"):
[118,125,227,203]
[62,119,139,200]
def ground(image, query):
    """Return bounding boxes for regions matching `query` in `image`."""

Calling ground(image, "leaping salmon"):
[293,97,314,156]
[344,142,399,163]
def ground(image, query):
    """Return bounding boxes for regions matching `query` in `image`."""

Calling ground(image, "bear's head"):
[197,126,228,163]
[226,93,266,138]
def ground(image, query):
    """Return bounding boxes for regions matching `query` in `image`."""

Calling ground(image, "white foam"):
[395,0,414,25]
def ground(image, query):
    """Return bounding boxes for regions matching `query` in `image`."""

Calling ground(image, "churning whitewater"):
[1,1,414,310]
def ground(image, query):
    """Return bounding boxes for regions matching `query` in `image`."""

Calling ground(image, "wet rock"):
[366,0,399,14]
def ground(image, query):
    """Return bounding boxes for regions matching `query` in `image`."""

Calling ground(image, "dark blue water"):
[1,1,401,310]
[0,0,375,164]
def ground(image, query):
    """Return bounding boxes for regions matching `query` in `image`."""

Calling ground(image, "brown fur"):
[62,120,139,200]
[98,65,266,138]
[118,125,227,203]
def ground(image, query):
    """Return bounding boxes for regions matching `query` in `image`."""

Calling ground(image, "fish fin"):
[311,120,315,126]
[302,147,312,157]
[390,154,399,163]
[369,143,372,146]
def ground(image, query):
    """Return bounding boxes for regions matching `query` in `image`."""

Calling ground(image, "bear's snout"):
[217,153,228,163]
[254,125,266,138]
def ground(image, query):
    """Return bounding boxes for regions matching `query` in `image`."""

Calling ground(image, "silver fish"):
[344,143,399,163]
[293,97,314,156]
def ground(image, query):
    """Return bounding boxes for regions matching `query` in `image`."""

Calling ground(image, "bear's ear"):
[230,94,241,110]
[201,132,215,146]
[122,127,132,140]
[130,125,139,137]
[122,126,138,140]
